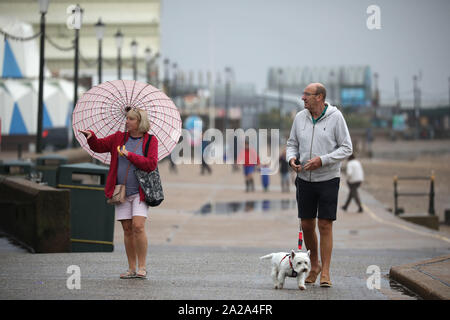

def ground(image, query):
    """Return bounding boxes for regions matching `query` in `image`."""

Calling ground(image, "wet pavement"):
[1,161,450,300]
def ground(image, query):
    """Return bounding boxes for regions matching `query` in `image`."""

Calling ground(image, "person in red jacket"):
[237,140,260,192]
[79,107,158,280]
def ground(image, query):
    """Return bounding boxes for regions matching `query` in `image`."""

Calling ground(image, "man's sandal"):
[320,275,332,287]
[120,270,136,279]
[136,268,147,279]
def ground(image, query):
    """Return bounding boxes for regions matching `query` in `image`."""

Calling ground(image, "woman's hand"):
[117,145,129,157]
[78,130,92,140]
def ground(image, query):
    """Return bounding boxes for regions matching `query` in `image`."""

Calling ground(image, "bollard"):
[428,170,435,215]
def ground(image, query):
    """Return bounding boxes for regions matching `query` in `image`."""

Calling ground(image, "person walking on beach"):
[260,162,271,192]
[79,108,158,280]
[279,148,290,192]
[287,83,352,287]
[237,140,260,192]
[341,153,364,213]
[201,138,212,175]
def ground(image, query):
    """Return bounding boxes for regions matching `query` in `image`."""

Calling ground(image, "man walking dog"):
[287,83,352,287]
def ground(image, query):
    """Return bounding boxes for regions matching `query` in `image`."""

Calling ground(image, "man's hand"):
[78,130,92,140]
[303,156,322,171]
[289,158,302,172]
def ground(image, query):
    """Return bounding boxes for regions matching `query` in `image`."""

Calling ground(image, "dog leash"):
[298,221,303,250]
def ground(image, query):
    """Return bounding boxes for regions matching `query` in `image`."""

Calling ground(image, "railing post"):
[429,171,435,216]
[394,175,399,215]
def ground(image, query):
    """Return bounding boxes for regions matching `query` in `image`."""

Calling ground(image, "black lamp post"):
[114,29,123,79]
[72,4,83,148]
[278,68,284,135]
[145,47,151,84]
[172,62,178,98]
[130,39,138,81]
[413,75,421,140]
[224,67,232,131]
[94,18,105,84]
[36,0,50,154]
[152,52,160,87]
[163,58,170,95]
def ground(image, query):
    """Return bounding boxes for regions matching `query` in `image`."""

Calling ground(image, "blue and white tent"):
[0,17,82,137]
[0,16,43,78]
[0,79,76,135]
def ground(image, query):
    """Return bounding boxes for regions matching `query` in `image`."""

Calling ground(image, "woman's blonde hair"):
[126,108,150,133]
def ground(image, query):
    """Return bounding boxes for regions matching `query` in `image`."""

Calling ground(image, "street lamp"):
[130,39,138,81]
[114,29,123,79]
[172,62,178,98]
[152,52,160,87]
[163,58,170,95]
[224,67,232,131]
[413,75,421,139]
[278,68,284,136]
[94,18,105,84]
[72,4,83,148]
[36,0,50,153]
[145,47,151,84]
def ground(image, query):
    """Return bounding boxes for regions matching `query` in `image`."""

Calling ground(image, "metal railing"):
[393,171,435,216]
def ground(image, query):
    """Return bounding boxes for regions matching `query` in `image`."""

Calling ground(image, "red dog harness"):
[280,254,298,277]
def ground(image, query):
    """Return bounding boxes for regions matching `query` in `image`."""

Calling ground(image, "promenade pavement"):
[0,150,449,300]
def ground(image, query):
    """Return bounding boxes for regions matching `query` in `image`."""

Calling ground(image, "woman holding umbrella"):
[79,107,158,279]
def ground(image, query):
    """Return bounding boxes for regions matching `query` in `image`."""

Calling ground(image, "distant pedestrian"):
[201,139,212,175]
[260,162,271,192]
[341,154,364,213]
[279,149,290,192]
[287,82,352,287]
[237,140,260,192]
[168,151,178,174]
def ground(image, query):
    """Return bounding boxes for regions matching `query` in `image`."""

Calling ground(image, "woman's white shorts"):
[115,194,148,221]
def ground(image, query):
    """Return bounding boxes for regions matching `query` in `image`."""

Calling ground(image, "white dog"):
[260,250,311,290]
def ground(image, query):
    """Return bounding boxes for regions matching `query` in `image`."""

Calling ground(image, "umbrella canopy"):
[72,80,181,164]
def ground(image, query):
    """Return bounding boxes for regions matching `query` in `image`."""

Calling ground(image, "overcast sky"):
[160,0,450,105]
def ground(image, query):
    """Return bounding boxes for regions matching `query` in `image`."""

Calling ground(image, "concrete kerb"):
[356,187,450,300]
[390,255,450,300]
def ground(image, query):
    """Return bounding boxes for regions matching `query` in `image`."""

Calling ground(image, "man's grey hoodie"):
[286,103,353,182]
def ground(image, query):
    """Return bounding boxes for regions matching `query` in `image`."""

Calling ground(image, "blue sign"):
[341,88,366,107]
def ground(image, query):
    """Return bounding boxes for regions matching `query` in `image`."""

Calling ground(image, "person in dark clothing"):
[279,148,290,192]
[201,139,212,175]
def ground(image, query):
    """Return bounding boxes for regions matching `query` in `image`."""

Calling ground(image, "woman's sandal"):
[136,268,147,279]
[120,270,136,279]
[305,265,322,284]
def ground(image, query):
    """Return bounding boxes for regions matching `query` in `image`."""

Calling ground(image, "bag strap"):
[144,134,153,157]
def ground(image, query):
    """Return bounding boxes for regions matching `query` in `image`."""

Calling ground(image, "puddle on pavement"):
[384,275,421,299]
[195,199,297,215]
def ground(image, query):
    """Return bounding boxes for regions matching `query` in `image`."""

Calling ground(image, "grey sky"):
[160,0,450,106]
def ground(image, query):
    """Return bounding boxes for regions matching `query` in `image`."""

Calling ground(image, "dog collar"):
[280,254,298,277]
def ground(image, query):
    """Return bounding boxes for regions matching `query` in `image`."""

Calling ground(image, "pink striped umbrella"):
[72,80,181,164]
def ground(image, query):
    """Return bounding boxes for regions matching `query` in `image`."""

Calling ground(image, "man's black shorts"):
[295,177,340,221]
